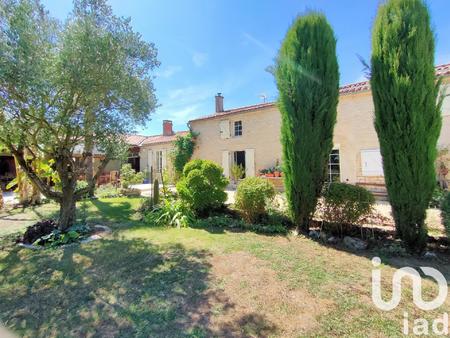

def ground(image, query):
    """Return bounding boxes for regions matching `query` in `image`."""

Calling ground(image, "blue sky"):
[42,0,450,136]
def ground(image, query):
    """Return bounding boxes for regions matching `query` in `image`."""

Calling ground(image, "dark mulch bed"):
[17,219,58,245]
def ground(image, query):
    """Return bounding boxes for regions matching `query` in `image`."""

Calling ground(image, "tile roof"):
[339,81,371,95]
[339,63,450,95]
[140,131,189,146]
[189,102,275,122]
[125,131,188,147]
[189,63,450,123]
[125,134,148,146]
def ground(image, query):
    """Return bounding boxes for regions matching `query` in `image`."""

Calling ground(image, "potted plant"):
[266,167,274,177]
[259,168,268,177]
[274,165,282,177]
[231,163,245,184]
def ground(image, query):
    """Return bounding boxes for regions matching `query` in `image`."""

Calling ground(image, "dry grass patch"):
[207,251,332,337]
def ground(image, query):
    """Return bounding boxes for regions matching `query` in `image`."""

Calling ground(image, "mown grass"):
[0,197,449,337]
[0,197,144,236]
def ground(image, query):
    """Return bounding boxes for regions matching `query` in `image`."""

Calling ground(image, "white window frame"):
[234,120,242,137]
[327,149,340,182]
[155,150,163,173]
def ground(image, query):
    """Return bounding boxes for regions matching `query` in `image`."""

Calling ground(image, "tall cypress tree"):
[371,0,442,251]
[276,13,339,231]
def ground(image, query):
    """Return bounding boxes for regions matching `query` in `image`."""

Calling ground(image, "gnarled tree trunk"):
[56,153,78,231]
[84,109,96,197]
[58,184,76,232]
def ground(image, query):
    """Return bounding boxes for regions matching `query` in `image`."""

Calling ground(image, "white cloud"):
[156,65,182,79]
[192,51,208,67]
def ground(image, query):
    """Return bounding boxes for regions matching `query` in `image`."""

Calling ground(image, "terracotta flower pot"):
[266,173,274,177]
[274,171,280,177]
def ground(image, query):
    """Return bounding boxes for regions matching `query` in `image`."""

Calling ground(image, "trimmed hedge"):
[235,177,275,223]
[176,159,228,215]
[321,183,375,225]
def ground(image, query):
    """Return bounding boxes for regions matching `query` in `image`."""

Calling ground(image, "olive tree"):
[0,0,159,230]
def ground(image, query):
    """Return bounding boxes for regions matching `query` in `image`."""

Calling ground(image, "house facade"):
[189,64,450,192]
[130,120,187,182]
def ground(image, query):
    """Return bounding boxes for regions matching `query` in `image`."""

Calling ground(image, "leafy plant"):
[32,223,91,247]
[318,183,375,235]
[230,164,245,184]
[275,13,339,232]
[75,180,90,200]
[234,177,276,223]
[176,159,229,215]
[193,215,245,229]
[371,0,441,251]
[120,164,144,189]
[172,131,198,178]
[144,199,194,228]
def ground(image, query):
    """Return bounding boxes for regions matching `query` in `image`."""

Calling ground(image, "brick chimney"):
[163,120,174,136]
[215,93,224,113]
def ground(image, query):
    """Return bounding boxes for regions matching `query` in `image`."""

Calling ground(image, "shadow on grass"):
[85,199,138,224]
[0,237,277,337]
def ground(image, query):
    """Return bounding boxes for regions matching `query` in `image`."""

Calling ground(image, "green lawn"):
[0,197,449,337]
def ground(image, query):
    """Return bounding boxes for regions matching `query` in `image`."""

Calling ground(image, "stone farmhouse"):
[188,64,450,195]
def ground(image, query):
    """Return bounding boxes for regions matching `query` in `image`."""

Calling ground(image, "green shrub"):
[192,214,288,235]
[120,164,144,188]
[235,177,276,223]
[429,186,448,208]
[442,193,450,237]
[96,184,121,198]
[144,199,194,228]
[321,183,375,226]
[176,159,229,215]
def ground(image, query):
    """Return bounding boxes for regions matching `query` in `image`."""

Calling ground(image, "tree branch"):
[8,144,62,201]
